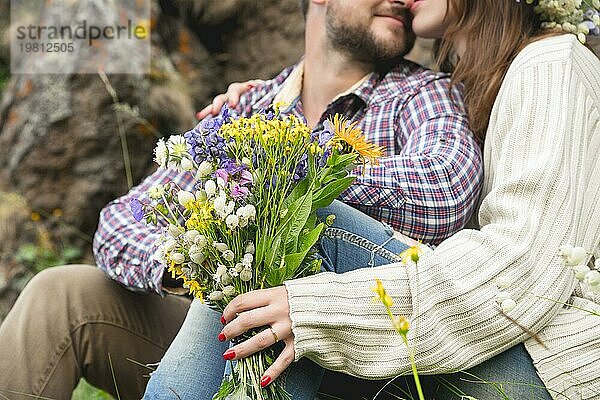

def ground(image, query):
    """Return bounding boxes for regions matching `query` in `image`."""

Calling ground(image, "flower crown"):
[518,0,600,43]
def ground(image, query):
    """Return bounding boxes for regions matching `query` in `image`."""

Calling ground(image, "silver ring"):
[269,326,279,343]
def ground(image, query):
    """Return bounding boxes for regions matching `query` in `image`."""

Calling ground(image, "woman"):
[146,1,600,399]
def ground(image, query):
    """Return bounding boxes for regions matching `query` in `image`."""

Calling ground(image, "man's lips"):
[375,13,406,27]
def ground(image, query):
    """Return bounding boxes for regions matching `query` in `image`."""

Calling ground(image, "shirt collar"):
[253,60,379,114]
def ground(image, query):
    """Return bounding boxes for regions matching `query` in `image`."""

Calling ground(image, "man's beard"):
[326,4,415,67]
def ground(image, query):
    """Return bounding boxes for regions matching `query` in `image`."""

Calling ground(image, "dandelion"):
[222,250,235,262]
[52,208,63,218]
[330,114,384,165]
[30,211,41,222]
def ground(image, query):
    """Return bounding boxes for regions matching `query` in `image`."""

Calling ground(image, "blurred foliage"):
[72,379,114,400]
[0,60,8,92]
[16,242,82,273]
[15,209,85,273]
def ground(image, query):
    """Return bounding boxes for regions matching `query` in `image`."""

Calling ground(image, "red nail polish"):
[220,315,226,325]
[260,375,271,388]
[223,349,236,360]
[218,333,226,342]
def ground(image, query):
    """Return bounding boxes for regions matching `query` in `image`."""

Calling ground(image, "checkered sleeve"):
[341,78,483,245]
[93,166,195,294]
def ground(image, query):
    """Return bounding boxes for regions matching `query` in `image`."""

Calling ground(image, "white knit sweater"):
[284,35,600,399]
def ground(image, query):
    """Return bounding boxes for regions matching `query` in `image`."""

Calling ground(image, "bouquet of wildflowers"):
[130,105,382,400]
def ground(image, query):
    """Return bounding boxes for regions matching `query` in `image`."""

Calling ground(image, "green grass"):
[72,379,114,400]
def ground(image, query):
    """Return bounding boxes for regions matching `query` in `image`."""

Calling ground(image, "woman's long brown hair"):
[435,0,546,143]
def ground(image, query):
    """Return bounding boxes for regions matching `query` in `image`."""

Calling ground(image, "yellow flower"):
[400,244,423,265]
[52,208,63,218]
[330,114,384,164]
[392,315,410,336]
[30,212,41,222]
[372,278,394,308]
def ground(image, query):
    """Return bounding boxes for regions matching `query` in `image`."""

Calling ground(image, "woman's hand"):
[219,286,295,388]
[196,80,264,120]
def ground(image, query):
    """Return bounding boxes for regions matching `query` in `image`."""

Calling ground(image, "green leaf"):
[312,176,356,209]
[282,223,325,278]
[264,235,282,270]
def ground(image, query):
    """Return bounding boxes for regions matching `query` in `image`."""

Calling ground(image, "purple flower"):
[231,184,250,199]
[129,198,144,222]
[221,159,246,175]
[239,170,253,186]
[311,121,335,147]
[293,153,309,182]
[215,168,229,183]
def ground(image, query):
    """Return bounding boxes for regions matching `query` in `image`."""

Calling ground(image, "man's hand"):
[196,80,264,120]
[219,286,295,388]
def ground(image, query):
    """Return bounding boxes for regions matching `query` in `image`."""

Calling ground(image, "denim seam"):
[323,227,402,263]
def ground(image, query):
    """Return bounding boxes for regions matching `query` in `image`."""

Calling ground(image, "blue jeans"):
[144,201,551,399]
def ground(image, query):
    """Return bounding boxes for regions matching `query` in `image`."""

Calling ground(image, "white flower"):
[166,135,188,158]
[496,276,511,289]
[245,242,255,255]
[222,250,235,262]
[194,234,208,249]
[238,216,249,228]
[572,264,591,281]
[501,298,517,313]
[223,286,236,297]
[184,230,200,244]
[234,263,244,273]
[217,176,226,188]
[205,180,217,198]
[226,214,239,230]
[189,245,205,264]
[559,245,589,266]
[584,270,600,287]
[213,242,229,252]
[163,238,177,252]
[168,224,184,238]
[214,264,228,283]
[209,291,224,301]
[242,253,253,267]
[228,268,239,278]
[171,252,185,264]
[196,161,213,178]
[177,190,195,207]
[148,185,165,199]
[179,157,194,172]
[153,247,166,263]
[495,291,511,304]
[153,138,168,168]
[240,268,252,282]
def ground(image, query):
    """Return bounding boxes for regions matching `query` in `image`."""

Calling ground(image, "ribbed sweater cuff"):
[284,264,412,364]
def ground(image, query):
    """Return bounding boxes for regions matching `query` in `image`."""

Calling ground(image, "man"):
[0,0,481,398]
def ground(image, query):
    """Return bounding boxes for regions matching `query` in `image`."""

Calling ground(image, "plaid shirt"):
[93,60,482,294]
